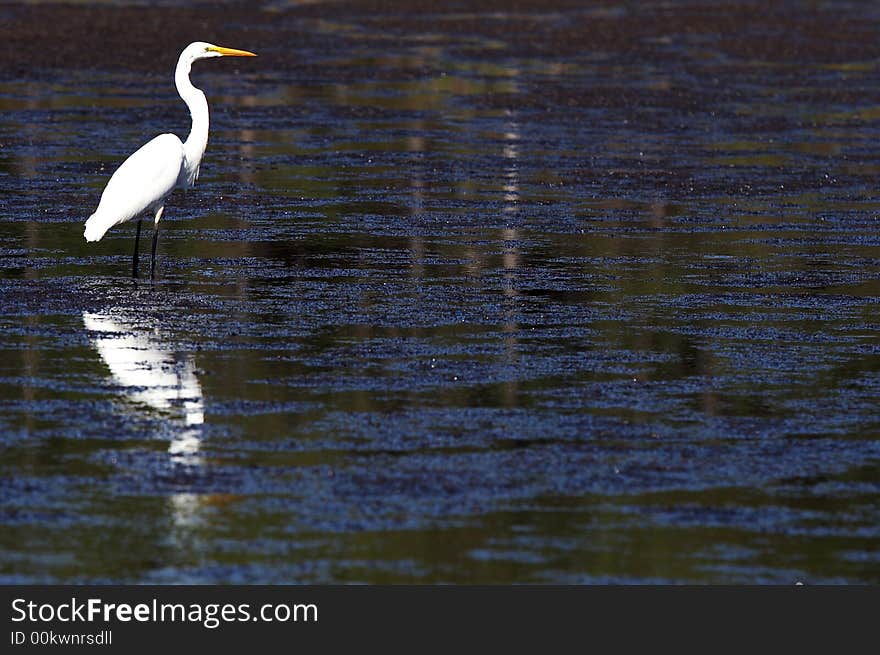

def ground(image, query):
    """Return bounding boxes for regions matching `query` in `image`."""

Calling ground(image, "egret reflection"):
[83,311,204,465]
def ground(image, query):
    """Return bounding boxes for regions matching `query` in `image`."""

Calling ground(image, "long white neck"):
[175,56,209,186]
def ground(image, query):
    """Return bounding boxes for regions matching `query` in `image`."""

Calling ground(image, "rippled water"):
[1,1,879,583]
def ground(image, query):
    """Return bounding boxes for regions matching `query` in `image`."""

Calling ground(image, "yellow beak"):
[208,46,257,57]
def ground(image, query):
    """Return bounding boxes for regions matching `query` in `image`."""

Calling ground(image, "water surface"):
[1,0,879,583]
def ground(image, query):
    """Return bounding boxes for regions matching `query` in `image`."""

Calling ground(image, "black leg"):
[150,223,160,281]
[132,218,143,278]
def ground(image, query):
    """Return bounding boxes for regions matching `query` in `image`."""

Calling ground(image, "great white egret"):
[83,41,257,279]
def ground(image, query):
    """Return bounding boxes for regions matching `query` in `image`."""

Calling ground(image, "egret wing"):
[84,133,184,242]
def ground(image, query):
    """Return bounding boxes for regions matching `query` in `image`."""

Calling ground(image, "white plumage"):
[83,41,256,278]
[84,134,184,243]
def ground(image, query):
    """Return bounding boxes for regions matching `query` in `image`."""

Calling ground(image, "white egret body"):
[83,41,256,278]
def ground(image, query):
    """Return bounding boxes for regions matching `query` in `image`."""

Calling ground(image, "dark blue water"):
[0,0,879,583]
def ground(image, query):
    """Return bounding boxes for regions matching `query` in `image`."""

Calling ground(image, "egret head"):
[183,41,257,63]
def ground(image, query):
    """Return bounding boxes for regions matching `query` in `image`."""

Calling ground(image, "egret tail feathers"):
[83,212,114,242]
